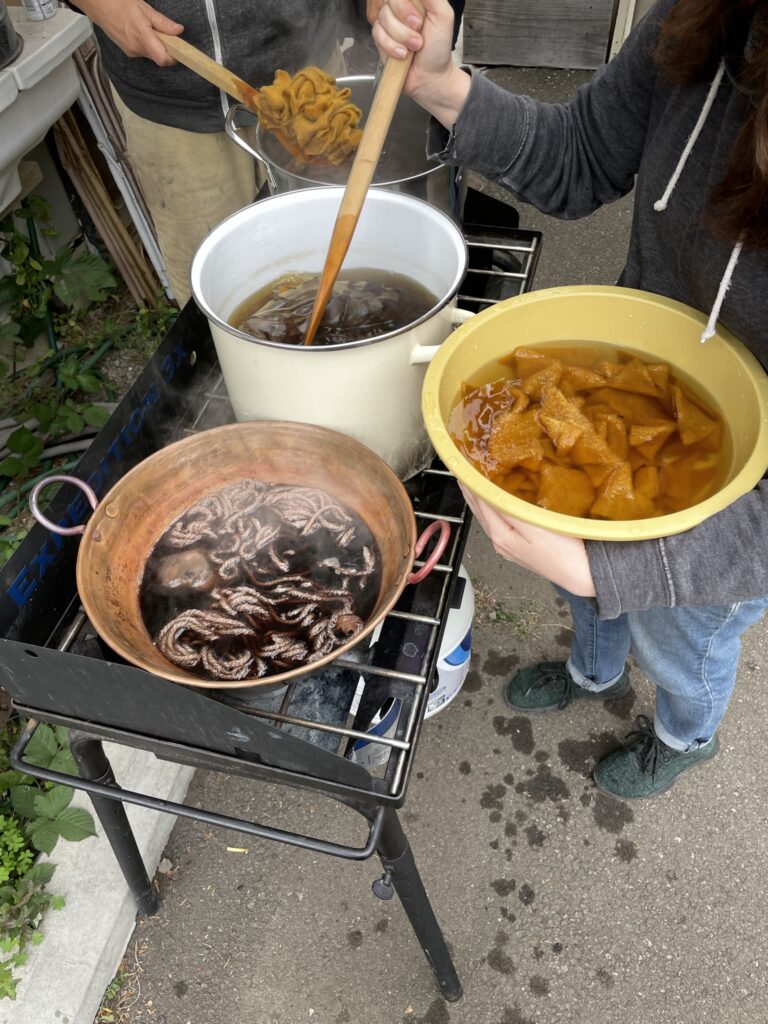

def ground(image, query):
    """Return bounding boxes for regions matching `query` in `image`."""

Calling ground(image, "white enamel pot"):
[190,187,469,480]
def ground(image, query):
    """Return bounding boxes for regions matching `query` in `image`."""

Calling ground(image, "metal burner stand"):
[1,191,540,1002]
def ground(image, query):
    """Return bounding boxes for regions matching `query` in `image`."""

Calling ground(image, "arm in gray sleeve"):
[430,1,673,218]
[587,480,768,618]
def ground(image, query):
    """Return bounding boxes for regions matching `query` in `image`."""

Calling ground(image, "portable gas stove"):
[0,188,539,1002]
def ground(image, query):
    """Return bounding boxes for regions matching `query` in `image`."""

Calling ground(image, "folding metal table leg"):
[69,731,159,916]
[375,806,462,1002]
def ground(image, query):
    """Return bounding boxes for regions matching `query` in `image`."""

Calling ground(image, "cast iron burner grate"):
[458,187,541,312]
[0,188,539,1002]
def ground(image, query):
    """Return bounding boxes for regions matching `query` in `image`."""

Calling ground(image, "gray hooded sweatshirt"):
[431,0,768,620]
[94,1,341,132]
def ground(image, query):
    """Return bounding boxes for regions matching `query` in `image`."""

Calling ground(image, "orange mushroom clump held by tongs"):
[157,33,362,167]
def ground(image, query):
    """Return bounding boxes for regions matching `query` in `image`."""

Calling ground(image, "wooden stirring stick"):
[302,23,423,346]
[157,32,261,110]
[156,32,305,160]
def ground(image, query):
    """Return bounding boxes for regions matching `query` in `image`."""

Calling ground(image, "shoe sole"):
[504,677,631,714]
[593,734,720,800]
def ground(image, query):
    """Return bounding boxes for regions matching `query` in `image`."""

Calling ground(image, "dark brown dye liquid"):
[230,269,437,347]
[139,480,382,682]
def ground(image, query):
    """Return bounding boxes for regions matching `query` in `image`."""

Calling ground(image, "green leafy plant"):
[10,783,96,857]
[45,248,116,309]
[0,515,27,567]
[0,427,43,482]
[0,862,65,1000]
[0,195,116,351]
[96,967,127,1023]
[0,196,179,568]
[6,724,95,854]
[55,354,103,395]
[0,719,96,999]
[0,320,19,376]
[0,196,120,559]
[0,814,33,884]
[117,297,179,361]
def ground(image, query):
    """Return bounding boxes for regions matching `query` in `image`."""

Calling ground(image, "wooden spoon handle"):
[157,32,262,112]
[335,54,414,221]
[156,33,310,159]
[302,50,415,346]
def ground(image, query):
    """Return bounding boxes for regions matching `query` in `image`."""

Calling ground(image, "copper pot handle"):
[29,475,99,537]
[407,520,451,585]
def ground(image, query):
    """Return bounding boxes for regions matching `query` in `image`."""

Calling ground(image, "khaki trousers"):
[112,46,347,306]
[113,90,259,306]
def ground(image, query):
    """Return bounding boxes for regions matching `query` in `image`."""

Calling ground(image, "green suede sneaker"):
[504,660,630,713]
[593,715,720,799]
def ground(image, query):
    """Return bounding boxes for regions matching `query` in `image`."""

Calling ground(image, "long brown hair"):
[655,0,768,248]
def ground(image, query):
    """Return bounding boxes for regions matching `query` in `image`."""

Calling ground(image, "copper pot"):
[30,421,449,689]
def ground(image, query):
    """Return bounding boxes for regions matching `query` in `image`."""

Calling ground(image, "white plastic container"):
[426,564,474,718]
[348,697,402,772]
[349,565,474,767]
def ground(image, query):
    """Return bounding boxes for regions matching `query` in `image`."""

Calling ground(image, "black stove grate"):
[176,372,471,796]
[0,188,540,806]
[458,187,541,312]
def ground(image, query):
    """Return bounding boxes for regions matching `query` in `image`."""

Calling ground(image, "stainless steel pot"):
[224,75,464,219]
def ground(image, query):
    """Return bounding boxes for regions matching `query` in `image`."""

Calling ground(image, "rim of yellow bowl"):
[422,286,768,542]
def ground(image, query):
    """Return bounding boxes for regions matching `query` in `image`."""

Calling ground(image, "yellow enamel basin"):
[421,286,768,541]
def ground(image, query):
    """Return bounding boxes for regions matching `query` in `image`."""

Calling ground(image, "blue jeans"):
[555,587,768,751]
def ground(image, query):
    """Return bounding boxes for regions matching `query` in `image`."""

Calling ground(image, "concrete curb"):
[3,744,194,1024]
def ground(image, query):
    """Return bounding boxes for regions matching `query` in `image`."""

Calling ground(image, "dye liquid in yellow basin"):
[447,342,731,522]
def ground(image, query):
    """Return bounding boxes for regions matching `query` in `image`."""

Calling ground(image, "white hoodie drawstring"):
[699,240,743,341]
[653,59,740,342]
[654,60,726,212]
